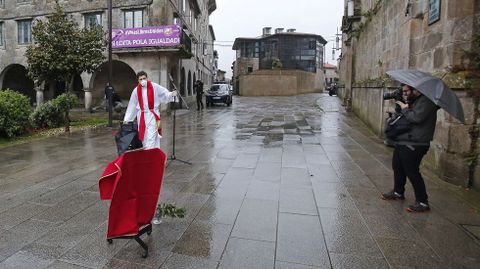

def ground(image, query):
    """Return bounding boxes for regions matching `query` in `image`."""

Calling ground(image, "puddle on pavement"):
[263,133,283,145]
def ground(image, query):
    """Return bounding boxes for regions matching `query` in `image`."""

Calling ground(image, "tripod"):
[167,75,191,166]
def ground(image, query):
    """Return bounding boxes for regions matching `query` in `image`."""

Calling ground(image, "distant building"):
[212,50,219,82]
[323,63,338,86]
[216,69,226,82]
[0,0,217,110]
[232,27,327,96]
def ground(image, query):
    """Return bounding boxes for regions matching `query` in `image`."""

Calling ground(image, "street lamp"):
[106,0,114,127]
[331,28,342,61]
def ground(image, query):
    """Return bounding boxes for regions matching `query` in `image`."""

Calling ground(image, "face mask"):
[140,80,147,87]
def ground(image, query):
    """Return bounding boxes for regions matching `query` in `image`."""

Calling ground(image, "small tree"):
[25,0,106,130]
[272,57,283,69]
[30,93,78,132]
[53,92,78,132]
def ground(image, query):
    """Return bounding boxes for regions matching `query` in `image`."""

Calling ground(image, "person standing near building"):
[123,71,178,149]
[194,80,204,110]
[381,84,439,213]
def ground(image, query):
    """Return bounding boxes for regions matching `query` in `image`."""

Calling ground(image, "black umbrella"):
[115,122,143,156]
[386,69,465,123]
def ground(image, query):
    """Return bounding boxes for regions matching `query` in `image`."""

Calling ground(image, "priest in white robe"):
[123,71,178,149]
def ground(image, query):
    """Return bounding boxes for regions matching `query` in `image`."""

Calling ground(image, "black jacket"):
[195,82,204,97]
[396,95,439,146]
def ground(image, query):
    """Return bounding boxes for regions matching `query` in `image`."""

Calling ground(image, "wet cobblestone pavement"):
[1,93,480,268]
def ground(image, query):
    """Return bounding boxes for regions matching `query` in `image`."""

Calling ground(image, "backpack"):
[115,122,143,156]
[384,114,412,140]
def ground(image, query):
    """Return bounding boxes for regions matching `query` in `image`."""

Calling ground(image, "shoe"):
[381,191,405,200]
[406,201,430,213]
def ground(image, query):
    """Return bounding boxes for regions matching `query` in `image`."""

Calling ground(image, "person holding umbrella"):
[381,70,465,213]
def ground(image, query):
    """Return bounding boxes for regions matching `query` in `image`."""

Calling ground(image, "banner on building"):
[112,25,181,49]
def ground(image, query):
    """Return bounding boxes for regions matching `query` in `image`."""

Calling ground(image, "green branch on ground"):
[157,203,186,218]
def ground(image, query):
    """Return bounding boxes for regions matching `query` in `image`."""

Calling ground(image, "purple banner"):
[112,25,181,49]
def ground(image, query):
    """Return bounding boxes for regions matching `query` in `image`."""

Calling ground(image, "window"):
[0,22,4,46]
[18,20,32,44]
[84,12,102,29]
[189,9,192,24]
[17,0,31,4]
[124,9,143,28]
[0,0,4,8]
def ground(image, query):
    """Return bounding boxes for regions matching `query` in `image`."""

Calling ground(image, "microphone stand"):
[167,75,191,166]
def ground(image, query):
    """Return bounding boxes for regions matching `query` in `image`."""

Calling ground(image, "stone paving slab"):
[1,93,479,268]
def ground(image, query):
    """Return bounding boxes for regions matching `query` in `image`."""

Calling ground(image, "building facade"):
[216,69,226,82]
[323,63,338,87]
[0,0,217,110]
[232,27,327,96]
[337,0,480,189]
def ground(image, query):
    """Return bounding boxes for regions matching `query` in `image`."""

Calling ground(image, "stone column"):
[80,72,93,112]
[84,89,93,112]
[159,56,169,88]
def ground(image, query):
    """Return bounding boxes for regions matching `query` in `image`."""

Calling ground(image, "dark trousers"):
[392,145,430,203]
[196,96,203,109]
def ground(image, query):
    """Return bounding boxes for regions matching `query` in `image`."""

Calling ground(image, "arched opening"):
[0,64,35,104]
[72,74,84,101]
[180,67,186,96]
[193,73,196,94]
[187,71,192,96]
[90,60,137,106]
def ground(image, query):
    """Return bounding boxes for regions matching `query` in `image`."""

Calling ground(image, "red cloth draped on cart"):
[99,148,166,239]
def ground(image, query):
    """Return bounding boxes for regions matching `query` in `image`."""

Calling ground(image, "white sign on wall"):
[428,0,441,25]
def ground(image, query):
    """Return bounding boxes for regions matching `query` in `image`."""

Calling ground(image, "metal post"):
[107,0,113,127]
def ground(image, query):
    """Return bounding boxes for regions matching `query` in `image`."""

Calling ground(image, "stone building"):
[232,27,327,96]
[337,0,480,189]
[0,0,217,111]
[216,69,226,82]
[324,63,338,87]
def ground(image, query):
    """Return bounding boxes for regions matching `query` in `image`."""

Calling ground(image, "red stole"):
[137,81,161,141]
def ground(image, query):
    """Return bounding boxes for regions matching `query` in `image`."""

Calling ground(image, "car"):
[206,84,232,106]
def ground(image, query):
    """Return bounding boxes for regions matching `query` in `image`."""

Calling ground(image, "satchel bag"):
[384,114,412,140]
[115,122,143,156]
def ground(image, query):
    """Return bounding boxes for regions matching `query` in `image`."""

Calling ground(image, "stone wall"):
[234,57,260,77]
[239,69,324,96]
[338,84,474,187]
[338,0,480,189]
[349,0,478,81]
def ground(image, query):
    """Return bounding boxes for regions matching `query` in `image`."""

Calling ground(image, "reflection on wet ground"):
[1,93,479,268]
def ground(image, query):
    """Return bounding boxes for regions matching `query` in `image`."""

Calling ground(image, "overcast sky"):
[209,0,345,78]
